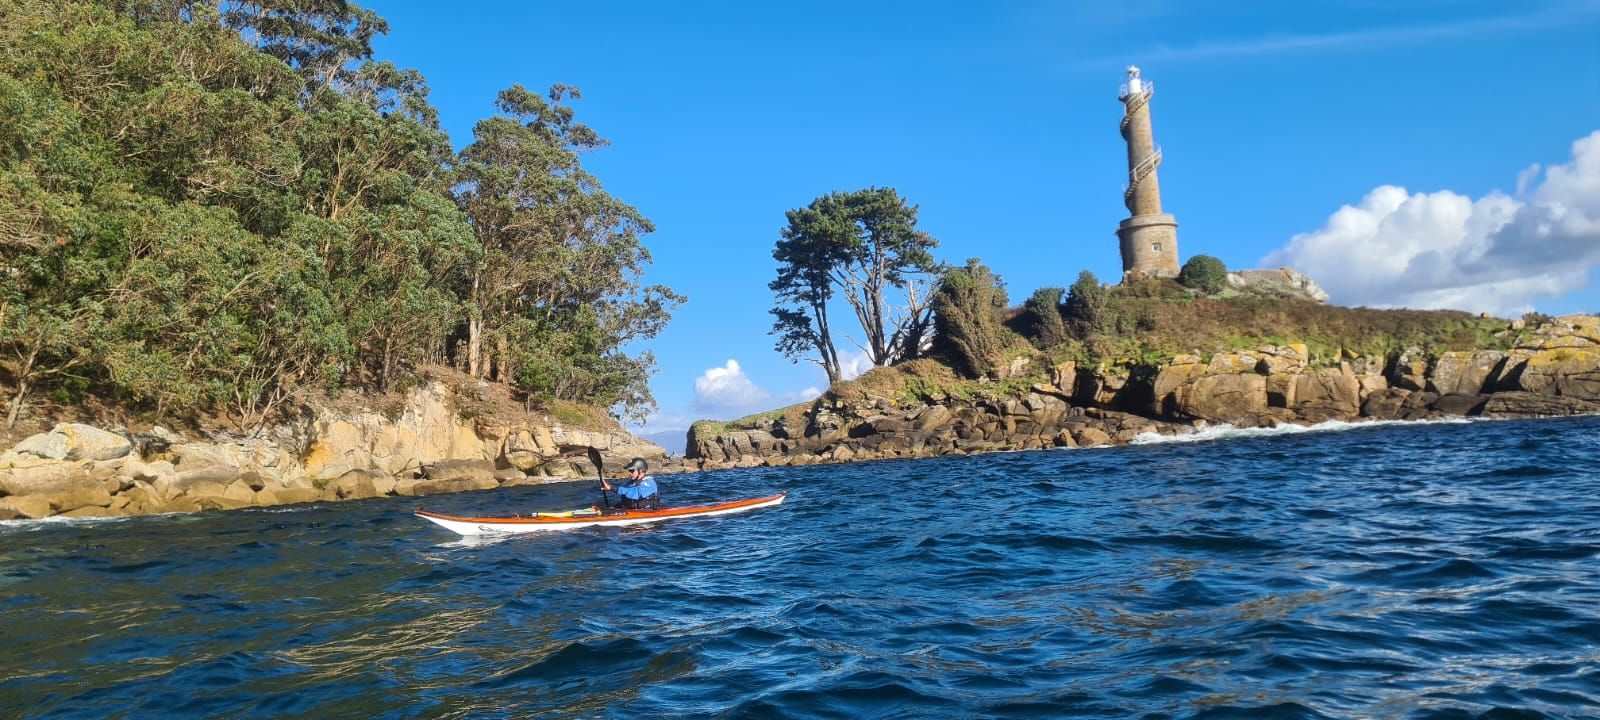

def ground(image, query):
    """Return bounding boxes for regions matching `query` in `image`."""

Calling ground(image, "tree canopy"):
[769,187,939,384]
[0,0,676,430]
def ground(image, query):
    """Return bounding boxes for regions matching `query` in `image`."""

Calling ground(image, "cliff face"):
[687,315,1600,470]
[0,379,666,520]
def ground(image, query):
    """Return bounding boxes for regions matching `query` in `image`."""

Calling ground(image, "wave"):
[1128,416,1475,446]
[0,514,137,531]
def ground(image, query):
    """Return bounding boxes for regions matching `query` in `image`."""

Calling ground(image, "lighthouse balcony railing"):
[1118,81,1153,101]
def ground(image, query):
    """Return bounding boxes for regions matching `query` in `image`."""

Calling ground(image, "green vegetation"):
[1022,287,1068,349]
[1063,270,1112,339]
[1177,254,1228,293]
[929,259,1011,378]
[770,187,939,383]
[0,0,676,431]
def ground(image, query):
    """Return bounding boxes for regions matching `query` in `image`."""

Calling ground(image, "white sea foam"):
[0,514,136,531]
[1128,416,1475,447]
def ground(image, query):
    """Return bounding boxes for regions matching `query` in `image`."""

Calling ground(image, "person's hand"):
[600,478,613,491]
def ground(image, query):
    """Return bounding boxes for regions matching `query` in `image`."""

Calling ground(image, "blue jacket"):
[616,475,658,500]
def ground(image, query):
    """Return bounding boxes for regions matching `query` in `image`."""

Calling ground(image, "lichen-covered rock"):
[1390,347,1431,392]
[1508,348,1600,399]
[1429,351,1507,396]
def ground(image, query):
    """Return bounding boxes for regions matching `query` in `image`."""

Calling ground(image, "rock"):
[410,476,498,496]
[1051,361,1079,396]
[323,469,384,501]
[237,471,267,491]
[222,479,257,504]
[422,459,497,483]
[124,458,176,483]
[153,496,202,514]
[8,423,131,462]
[391,478,422,497]
[1207,351,1260,375]
[1255,344,1308,375]
[1481,391,1600,417]
[1360,388,1412,420]
[1391,347,1430,391]
[44,482,114,513]
[1431,393,1489,416]
[256,486,321,506]
[503,427,559,471]
[0,495,54,519]
[1507,348,1600,399]
[60,506,124,518]
[170,442,245,470]
[1052,430,1077,448]
[173,465,242,490]
[1428,351,1507,396]
[1173,373,1267,423]
[1290,367,1361,420]
[0,461,84,496]
[1225,268,1328,302]
[912,405,953,432]
[1151,361,1209,416]
[1073,427,1112,447]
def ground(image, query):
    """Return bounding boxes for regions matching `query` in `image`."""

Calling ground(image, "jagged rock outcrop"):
[1226,268,1329,302]
[0,380,666,521]
[686,315,1600,470]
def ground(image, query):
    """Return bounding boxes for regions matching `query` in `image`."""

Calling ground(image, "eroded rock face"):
[1174,373,1268,423]
[0,380,664,520]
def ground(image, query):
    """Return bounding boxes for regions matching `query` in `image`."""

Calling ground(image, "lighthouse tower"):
[1116,66,1180,280]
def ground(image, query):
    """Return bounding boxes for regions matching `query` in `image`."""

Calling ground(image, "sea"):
[2,415,1598,719]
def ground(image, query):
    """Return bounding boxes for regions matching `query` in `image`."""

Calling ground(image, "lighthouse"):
[1116,66,1180,280]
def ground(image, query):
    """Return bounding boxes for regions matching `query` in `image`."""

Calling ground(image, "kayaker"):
[601,457,659,510]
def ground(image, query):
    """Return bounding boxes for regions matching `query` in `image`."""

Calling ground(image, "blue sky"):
[365,0,1600,439]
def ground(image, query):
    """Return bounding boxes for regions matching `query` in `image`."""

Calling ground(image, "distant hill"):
[640,430,688,456]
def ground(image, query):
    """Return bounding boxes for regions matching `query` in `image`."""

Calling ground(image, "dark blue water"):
[4,416,1600,719]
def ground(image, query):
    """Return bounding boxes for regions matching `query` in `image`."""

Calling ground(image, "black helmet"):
[624,457,648,472]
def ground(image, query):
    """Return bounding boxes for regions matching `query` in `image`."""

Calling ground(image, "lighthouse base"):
[1117,213,1180,281]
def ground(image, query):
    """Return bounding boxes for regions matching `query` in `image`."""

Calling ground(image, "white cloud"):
[1264,130,1600,317]
[781,387,823,403]
[838,349,876,381]
[690,359,770,417]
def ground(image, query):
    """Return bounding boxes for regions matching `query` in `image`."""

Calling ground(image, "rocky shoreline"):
[686,315,1600,469]
[0,380,666,521]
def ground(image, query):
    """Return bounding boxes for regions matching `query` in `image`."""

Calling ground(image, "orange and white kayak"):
[414,492,787,536]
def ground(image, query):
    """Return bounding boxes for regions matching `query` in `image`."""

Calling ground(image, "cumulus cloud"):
[838,349,876,381]
[782,387,823,403]
[1264,130,1600,316]
[691,359,770,417]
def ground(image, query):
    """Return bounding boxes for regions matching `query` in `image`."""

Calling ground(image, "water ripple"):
[3,415,1600,718]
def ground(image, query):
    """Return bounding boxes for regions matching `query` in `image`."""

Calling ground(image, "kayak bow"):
[415,492,787,536]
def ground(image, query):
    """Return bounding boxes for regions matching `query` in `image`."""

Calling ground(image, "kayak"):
[414,492,787,536]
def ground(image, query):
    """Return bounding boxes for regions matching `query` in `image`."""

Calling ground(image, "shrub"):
[1178,255,1228,292]
[1022,287,1069,348]
[1063,270,1110,338]
[930,259,1009,377]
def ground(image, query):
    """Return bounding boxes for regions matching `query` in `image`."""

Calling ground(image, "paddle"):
[587,447,611,509]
